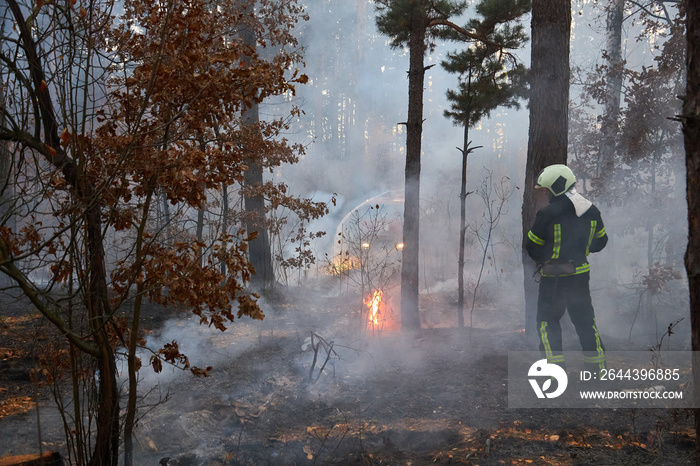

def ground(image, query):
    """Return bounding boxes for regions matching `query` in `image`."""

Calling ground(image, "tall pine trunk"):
[400,2,428,332]
[521,0,571,337]
[593,0,625,288]
[457,120,469,329]
[598,0,624,180]
[681,1,700,461]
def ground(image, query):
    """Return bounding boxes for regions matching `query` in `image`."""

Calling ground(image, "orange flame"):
[364,289,383,326]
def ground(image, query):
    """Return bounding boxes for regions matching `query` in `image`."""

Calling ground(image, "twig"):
[308,332,340,384]
[628,289,647,341]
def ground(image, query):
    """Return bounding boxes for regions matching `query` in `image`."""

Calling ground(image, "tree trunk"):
[457,121,469,329]
[221,182,229,277]
[159,123,172,235]
[85,201,120,466]
[161,192,171,229]
[681,1,700,461]
[242,103,274,289]
[644,150,660,332]
[457,66,474,330]
[597,0,625,182]
[197,198,205,267]
[0,44,15,290]
[593,0,626,288]
[400,2,428,333]
[123,185,156,466]
[8,3,120,463]
[0,14,13,228]
[521,0,571,337]
[240,3,274,290]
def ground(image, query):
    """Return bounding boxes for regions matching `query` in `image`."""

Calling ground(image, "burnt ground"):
[0,290,696,466]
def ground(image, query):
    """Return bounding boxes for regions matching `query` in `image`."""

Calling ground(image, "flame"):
[327,255,359,275]
[364,289,383,326]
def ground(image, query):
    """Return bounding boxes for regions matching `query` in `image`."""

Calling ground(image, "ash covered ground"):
[0,289,695,465]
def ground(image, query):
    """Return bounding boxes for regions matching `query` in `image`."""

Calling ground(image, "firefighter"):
[526,164,608,374]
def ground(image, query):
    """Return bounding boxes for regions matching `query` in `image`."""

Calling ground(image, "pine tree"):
[374,0,511,331]
[441,0,530,328]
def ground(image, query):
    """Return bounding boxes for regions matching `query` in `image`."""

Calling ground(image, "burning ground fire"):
[363,288,399,333]
[365,289,383,327]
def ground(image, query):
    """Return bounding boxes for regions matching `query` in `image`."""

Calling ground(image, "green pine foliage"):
[374,0,468,49]
[442,0,531,128]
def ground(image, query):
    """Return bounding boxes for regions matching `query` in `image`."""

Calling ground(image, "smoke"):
[1,3,691,464]
[266,0,689,350]
[124,299,279,392]
[270,2,532,312]
[124,3,691,459]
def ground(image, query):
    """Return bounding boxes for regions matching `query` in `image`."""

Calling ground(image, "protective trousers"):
[536,272,606,371]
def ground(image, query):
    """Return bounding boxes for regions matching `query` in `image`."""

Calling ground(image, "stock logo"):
[528,359,568,399]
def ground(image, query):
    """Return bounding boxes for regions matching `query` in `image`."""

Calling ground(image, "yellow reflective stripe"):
[548,355,565,364]
[540,321,553,359]
[595,227,606,238]
[551,224,561,259]
[541,263,590,277]
[585,220,597,256]
[528,230,545,246]
[593,319,605,371]
[583,355,606,363]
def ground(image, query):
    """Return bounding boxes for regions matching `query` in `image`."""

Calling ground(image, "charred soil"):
[0,292,695,465]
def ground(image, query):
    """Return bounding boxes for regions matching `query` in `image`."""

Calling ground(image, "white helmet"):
[535,164,576,196]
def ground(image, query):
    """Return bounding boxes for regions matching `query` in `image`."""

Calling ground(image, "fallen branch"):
[307,332,339,384]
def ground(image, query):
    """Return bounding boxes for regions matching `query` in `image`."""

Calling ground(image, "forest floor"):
[0,288,695,465]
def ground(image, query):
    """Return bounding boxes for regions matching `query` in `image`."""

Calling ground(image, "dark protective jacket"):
[526,194,608,276]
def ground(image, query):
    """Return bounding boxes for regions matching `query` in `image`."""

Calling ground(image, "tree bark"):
[400,2,428,332]
[598,0,625,182]
[242,102,274,289]
[521,0,571,337]
[0,32,15,290]
[123,183,156,466]
[240,2,274,290]
[682,0,700,461]
[86,205,119,466]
